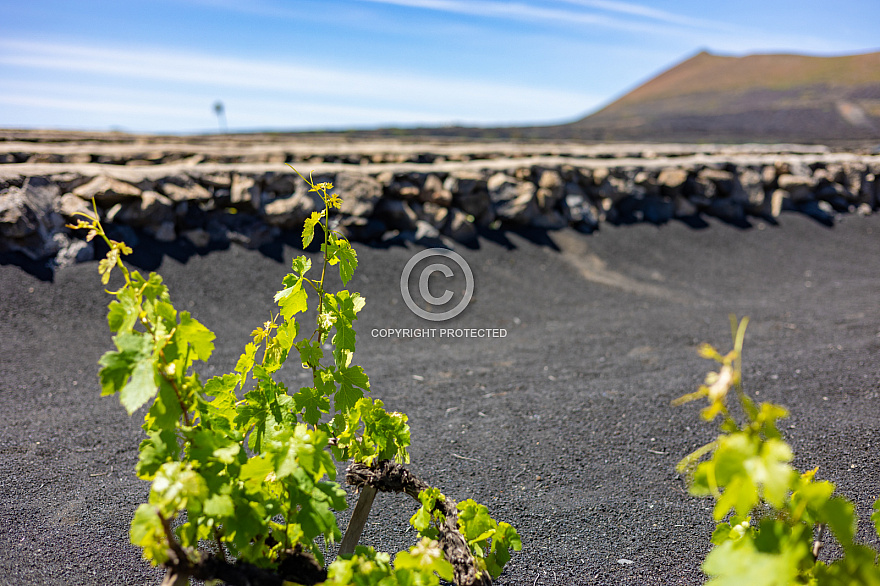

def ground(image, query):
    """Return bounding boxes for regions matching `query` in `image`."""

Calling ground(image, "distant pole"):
[213,100,227,133]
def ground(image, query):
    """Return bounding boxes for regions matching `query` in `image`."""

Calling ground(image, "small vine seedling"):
[676,316,880,585]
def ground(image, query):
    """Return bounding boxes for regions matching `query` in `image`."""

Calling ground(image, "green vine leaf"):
[333,365,370,413]
[487,522,522,578]
[410,488,444,533]
[322,238,358,285]
[702,537,802,586]
[275,280,308,320]
[204,494,235,517]
[130,504,169,565]
[302,211,323,248]
[295,339,323,369]
[177,311,216,362]
[234,342,257,386]
[201,373,239,429]
[150,461,208,513]
[292,386,330,425]
[98,247,121,284]
[457,499,495,545]
[752,438,794,509]
[99,332,157,414]
[821,497,856,548]
[136,429,180,480]
[332,322,356,368]
[290,255,312,277]
[107,287,139,333]
[394,537,454,582]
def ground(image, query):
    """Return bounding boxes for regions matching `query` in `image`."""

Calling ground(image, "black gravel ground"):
[2,213,879,585]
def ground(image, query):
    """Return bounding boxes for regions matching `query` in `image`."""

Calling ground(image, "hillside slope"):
[564,50,880,143]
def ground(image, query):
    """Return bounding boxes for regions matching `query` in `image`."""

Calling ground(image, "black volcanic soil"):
[2,213,879,585]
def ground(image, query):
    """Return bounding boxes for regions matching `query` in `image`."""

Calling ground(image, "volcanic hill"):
[553,50,880,144]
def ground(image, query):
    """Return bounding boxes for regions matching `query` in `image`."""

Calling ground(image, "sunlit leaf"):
[177,311,215,362]
[302,211,323,248]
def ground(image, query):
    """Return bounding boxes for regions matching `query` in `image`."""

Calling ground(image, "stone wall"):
[1,141,879,268]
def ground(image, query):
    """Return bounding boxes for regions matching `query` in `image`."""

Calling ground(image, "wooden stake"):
[338,485,378,556]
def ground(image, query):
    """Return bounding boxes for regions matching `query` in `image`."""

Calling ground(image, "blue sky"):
[1,0,878,133]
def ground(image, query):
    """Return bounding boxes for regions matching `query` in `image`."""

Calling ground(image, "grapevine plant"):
[69,171,520,586]
[677,316,880,585]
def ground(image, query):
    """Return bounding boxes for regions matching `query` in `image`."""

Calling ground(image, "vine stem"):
[318,183,331,341]
[158,342,193,428]
[214,528,227,563]
[285,483,294,551]
[812,523,826,560]
[290,167,332,344]
[157,510,191,566]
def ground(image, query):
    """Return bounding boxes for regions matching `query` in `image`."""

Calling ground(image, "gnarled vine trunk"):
[158,460,492,586]
[347,460,492,586]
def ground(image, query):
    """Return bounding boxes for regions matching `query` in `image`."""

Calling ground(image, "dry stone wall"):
[1,138,879,268]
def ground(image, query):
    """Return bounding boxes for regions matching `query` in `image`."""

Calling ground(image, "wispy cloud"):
[0,38,601,130]
[354,0,687,35]
[555,0,739,31]
[352,0,844,53]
